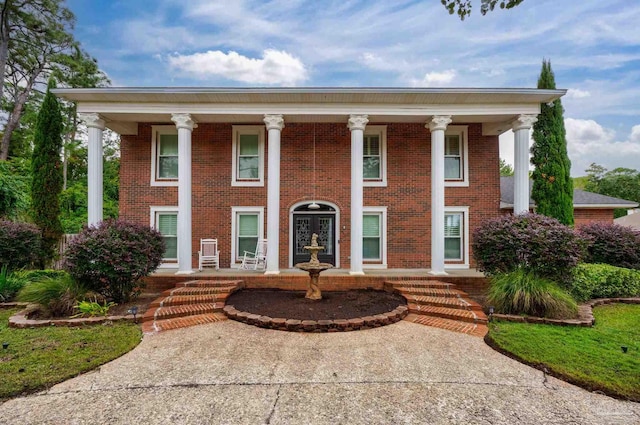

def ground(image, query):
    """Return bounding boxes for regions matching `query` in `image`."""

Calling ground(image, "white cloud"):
[167,49,308,85]
[630,125,640,143]
[566,88,591,99]
[413,70,456,87]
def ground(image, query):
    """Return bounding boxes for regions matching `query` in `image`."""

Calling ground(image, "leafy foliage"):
[441,0,524,20]
[578,222,640,270]
[531,60,573,226]
[17,271,86,317]
[64,219,165,303]
[0,159,30,219]
[584,164,640,218]
[487,268,578,318]
[0,219,42,270]
[499,158,514,176]
[71,299,116,318]
[569,263,640,302]
[0,266,25,302]
[472,213,585,282]
[30,79,64,266]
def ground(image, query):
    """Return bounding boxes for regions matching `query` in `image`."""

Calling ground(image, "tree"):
[584,164,640,218]
[31,78,63,265]
[530,60,573,226]
[499,158,514,176]
[441,0,524,20]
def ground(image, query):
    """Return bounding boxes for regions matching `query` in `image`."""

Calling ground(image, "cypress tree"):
[31,79,64,265]
[531,60,574,225]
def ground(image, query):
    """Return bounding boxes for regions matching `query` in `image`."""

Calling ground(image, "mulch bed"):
[226,289,406,321]
[26,293,158,320]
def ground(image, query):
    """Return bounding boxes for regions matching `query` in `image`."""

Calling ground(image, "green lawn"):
[488,304,640,401]
[0,308,141,400]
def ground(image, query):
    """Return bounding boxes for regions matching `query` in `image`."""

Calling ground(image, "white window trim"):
[444,206,469,269]
[363,206,387,269]
[444,125,469,187]
[231,125,265,187]
[230,206,265,268]
[150,206,179,268]
[150,125,179,187]
[363,125,387,187]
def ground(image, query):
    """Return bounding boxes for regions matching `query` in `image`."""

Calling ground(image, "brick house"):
[54,87,566,275]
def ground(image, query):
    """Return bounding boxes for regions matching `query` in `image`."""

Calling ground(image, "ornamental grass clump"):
[487,269,578,319]
[472,213,585,282]
[17,272,87,317]
[578,222,640,270]
[64,219,165,303]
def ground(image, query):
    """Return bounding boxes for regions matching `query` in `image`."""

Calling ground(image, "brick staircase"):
[384,280,488,337]
[142,280,244,333]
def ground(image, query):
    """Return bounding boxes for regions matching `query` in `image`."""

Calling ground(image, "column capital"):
[79,113,105,130]
[427,115,452,132]
[348,114,369,131]
[171,113,197,131]
[263,114,285,131]
[512,114,538,131]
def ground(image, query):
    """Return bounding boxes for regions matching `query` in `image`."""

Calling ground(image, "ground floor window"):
[363,207,387,267]
[444,207,469,267]
[231,207,264,265]
[150,207,178,261]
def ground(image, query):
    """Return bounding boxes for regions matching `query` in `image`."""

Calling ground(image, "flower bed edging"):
[7,303,138,328]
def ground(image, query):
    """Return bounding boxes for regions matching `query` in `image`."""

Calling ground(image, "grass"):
[0,307,141,400]
[488,303,640,401]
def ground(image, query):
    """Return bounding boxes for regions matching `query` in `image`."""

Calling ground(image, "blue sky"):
[67,0,640,176]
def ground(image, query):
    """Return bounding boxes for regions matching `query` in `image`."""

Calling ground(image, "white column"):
[171,113,196,275]
[264,114,284,275]
[79,113,105,227]
[428,115,452,276]
[512,114,538,215]
[348,114,368,275]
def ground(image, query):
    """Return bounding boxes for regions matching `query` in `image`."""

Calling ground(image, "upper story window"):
[363,125,387,187]
[151,126,179,187]
[232,125,265,187]
[444,125,468,187]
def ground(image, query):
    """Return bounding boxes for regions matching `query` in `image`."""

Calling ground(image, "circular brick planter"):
[223,304,408,332]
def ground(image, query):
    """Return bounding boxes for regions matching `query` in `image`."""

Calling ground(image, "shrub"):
[72,299,116,318]
[17,272,87,317]
[569,263,640,302]
[0,220,43,270]
[487,268,578,319]
[0,266,26,302]
[472,213,585,282]
[64,219,165,303]
[578,222,640,270]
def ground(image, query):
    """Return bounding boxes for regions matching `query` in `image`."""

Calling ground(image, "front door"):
[293,214,336,265]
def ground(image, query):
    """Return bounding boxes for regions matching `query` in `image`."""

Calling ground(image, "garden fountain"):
[295,233,333,300]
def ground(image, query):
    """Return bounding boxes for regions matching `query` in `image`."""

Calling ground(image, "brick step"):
[142,313,227,333]
[162,286,238,296]
[407,303,488,324]
[404,294,484,312]
[404,313,488,337]
[176,280,243,288]
[393,286,466,298]
[142,302,225,323]
[386,280,454,289]
[149,294,229,308]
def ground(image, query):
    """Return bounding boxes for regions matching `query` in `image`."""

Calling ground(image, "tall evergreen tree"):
[31,78,63,265]
[531,60,574,225]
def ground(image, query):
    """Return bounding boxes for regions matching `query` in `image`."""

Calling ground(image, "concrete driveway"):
[1,320,638,424]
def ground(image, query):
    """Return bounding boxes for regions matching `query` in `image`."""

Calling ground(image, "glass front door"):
[293,214,335,265]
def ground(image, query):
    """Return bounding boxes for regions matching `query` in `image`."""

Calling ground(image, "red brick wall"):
[574,209,614,227]
[119,122,502,269]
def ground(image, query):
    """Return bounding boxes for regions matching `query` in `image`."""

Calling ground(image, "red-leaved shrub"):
[578,222,640,270]
[0,220,43,270]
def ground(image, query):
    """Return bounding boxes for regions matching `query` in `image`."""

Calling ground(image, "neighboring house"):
[615,209,640,230]
[54,87,566,275]
[500,176,638,225]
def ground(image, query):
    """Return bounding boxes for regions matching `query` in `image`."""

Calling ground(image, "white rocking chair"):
[240,239,268,271]
[198,238,220,271]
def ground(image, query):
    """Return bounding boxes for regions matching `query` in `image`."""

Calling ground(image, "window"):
[151,126,179,186]
[363,126,387,187]
[444,206,469,268]
[363,206,387,267]
[232,126,265,186]
[150,207,178,264]
[231,207,264,265]
[444,126,468,187]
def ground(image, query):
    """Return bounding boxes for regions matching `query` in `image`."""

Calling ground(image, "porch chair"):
[240,239,268,271]
[198,238,220,271]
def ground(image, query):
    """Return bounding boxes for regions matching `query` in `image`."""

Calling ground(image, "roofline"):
[52,87,567,96]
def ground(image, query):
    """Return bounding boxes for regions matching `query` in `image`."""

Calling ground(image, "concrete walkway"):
[1,320,638,424]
